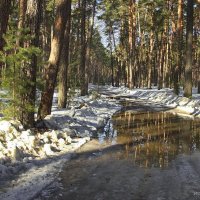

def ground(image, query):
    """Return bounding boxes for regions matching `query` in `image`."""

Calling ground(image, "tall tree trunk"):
[0,0,12,51]
[128,0,136,89]
[58,0,71,108]
[76,0,81,48]
[38,0,69,120]
[110,23,117,86]
[20,0,42,129]
[147,29,154,89]
[86,0,96,88]
[158,33,165,90]
[165,12,170,88]
[17,0,27,46]
[184,0,194,97]
[14,0,27,121]
[80,0,87,96]
[196,5,200,93]
[0,0,12,81]
[174,0,183,95]
[41,0,51,69]
[162,23,168,88]
[108,24,114,86]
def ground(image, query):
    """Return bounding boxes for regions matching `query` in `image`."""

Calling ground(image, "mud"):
[36,100,200,200]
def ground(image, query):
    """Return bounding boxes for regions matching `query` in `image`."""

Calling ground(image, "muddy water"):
[110,111,200,169]
[39,102,200,200]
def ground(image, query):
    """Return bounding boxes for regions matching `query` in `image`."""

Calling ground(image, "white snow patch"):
[0,85,121,200]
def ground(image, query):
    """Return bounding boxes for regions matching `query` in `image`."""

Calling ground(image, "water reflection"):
[101,111,200,168]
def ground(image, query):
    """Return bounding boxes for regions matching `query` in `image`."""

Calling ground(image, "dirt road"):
[36,138,200,200]
[37,108,200,200]
[35,96,200,200]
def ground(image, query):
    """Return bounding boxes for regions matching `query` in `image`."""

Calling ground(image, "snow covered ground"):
[107,86,200,117]
[0,88,121,200]
[1,84,200,200]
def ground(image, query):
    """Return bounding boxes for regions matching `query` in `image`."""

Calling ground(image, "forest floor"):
[1,85,200,200]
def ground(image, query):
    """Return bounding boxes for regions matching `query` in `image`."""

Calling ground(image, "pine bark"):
[108,23,115,86]
[0,0,12,51]
[0,0,12,81]
[58,0,71,108]
[184,0,194,97]
[38,0,69,120]
[80,0,87,96]
[158,33,165,90]
[128,0,136,89]
[20,0,42,129]
[86,0,96,87]
[17,0,27,46]
[147,29,154,89]
[174,0,183,95]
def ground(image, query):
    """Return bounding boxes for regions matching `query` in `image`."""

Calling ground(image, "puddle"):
[97,110,200,169]
[41,101,200,200]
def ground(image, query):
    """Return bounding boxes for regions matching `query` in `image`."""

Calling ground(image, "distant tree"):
[128,0,136,89]
[86,0,96,89]
[80,0,87,96]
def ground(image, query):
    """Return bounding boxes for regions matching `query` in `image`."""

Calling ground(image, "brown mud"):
[36,99,200,200]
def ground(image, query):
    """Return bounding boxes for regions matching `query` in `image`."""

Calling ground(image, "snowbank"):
[0,90,121,200]
[98,85,200,117]
[129,88,200,117]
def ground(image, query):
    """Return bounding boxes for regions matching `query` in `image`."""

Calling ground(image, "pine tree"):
[19,0,42,128]
[80,0,87,96]
[0,0,12,81]
[38,0,69,120]
[174,0,183,95]
[184,0,194,97]
[58,0,72,108]
[0,0,12,51]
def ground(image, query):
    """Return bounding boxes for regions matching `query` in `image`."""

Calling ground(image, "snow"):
[128,88,200,117]
[0,86,121,200]
[100,85,200,117]
[1,84,200,199]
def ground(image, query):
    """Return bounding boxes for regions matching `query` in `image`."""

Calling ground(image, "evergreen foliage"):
[0,27,41,120]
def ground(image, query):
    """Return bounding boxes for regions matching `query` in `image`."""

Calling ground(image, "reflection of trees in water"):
[112,111,200,168]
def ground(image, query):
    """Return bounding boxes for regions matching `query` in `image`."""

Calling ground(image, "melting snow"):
[1,84,200,199]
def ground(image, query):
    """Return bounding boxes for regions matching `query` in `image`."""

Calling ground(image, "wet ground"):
[36,99,200,200]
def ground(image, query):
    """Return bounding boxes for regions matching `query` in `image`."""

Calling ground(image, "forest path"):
[39,146,200,200]
[35,88,200,200]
